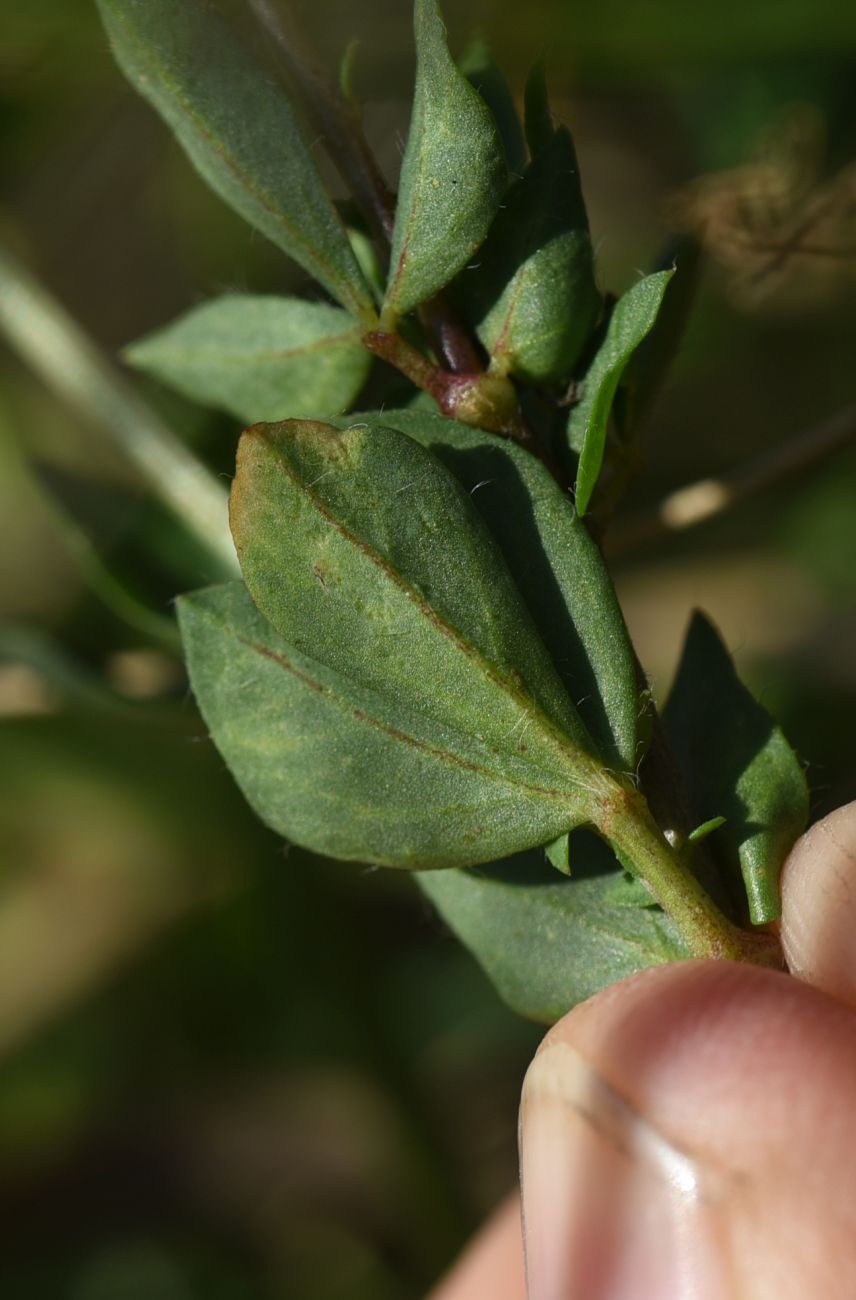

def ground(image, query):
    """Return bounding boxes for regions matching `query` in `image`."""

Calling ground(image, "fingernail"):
[520,1041,730,1300]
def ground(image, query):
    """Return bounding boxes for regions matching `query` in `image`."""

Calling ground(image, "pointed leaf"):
[418,839,687,1023]
[470,126,601,386]
[96,0,374,322]
[460,39,527,177]
[523,61,553,159]
[179,582,607,867]
[124,296,370,424]
[384,0,508,318]
[567,270,674,516]
[662,611,809,924]
[356,408,639,772]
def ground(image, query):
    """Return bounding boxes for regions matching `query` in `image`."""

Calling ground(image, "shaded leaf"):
[460,38,527,177]
[418,838,687,1023]
[523,61,553,159]
[96,0,374,321]
[360,408,639,772]
[384,0,508,318]
[124,296,370,424]
[567,270,674,516]
[469,126,601,386]
[178,582,608,868]
[662,610,809,924]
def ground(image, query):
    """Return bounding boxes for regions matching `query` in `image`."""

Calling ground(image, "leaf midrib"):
[254,432,606,800]
[110,8,361,315]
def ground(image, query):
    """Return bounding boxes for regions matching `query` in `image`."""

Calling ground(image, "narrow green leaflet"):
[124,297,370,424]
[567,269,674,516]
[384,0,508,319]
[96,0,375,323]
[419,841,687,1023]
[662,611,809,924]
[230,418,604,771]
[523,61,554,159]
[179,582,606,868]
[470,126,601,386]
[460,39,527,177]
[360,408,639,772]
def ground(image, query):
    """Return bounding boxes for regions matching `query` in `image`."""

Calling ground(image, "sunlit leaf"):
[567,270,674,515]
[365,408,639,771]
[96,0,375,321]
[125,296,370,424]
[384,0,508,318]
[460,38,527,177]
[469,126,601,385]
[179,582,609,868]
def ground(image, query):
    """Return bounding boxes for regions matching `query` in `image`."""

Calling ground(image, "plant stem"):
[0,242,237,575]
[601,786,782,966]
[610,401,856,557]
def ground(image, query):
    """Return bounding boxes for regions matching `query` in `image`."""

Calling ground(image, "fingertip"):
[781,800,856,1008]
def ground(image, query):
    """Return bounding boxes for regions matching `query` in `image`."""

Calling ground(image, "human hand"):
[429,801,856,1300]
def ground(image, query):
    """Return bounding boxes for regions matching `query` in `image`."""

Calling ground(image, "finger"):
[521,959,856,1300]
[425,1193,525,1300]
[780,799,856,1008]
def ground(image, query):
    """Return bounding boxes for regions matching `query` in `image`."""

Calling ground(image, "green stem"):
[0,241,237,575]
[601,787,782,966]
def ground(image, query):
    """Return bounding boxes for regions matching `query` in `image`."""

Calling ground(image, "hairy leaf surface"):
[124,296,370,424]
[567,270,674,515]
[470,126,601,385]
[179,582,607,867]
[419,840,687,1023]
[460,39,527,177]
[230,419,611,785]
[97,0,374,321]
[384,0,508,318]
[663,611,809,924]
[359,408,639,772]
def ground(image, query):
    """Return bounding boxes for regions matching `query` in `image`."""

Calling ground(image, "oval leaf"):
[384,0,508,319]
[230,418,604,772]
[96,0,375,322]
[470,126,601,386]
[418,839,687,1023]
[567,269,674,516]
[662,610,809,924]
[124,296,370,424]
[357,408,639,772]
[178,582,607,868]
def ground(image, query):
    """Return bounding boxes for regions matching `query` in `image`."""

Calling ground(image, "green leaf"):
[96,0,375,323]
[544,832,571,875]
[359,408,639,772]
[179,582,607,868]
[460,39,527,177]
[124,296,370,425]
[418,838,687,1023]
[523,61,554,159]
[231,417,599,759]
[662,611,809,924]
[618,237,702,430]
[384,0,508,319]
[567,270,674,516]
[469,126,601,386]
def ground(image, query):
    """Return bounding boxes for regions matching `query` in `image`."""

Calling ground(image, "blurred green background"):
[1,0,855,1294]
